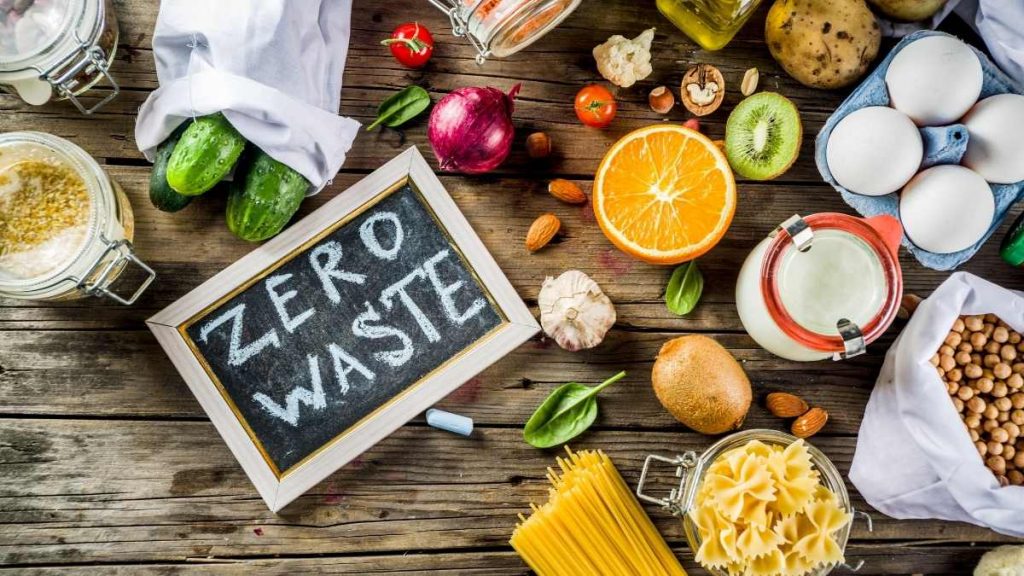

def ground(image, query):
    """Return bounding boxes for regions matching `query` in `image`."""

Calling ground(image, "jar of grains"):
[427,0,581,63]
[0,132,154,303]
[0,0,120,114]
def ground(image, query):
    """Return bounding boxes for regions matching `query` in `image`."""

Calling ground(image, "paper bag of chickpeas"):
[850,272,1024,537]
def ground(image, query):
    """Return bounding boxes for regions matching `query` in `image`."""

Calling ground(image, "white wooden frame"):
[148,147,539,512]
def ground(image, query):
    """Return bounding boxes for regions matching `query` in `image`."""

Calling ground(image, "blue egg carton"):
[814,30,1024,271]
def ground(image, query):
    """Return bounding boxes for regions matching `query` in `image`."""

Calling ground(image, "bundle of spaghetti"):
[510,448,687,576]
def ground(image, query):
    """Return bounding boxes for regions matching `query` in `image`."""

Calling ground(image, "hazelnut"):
[526,132,552,159]
[648,86,675,114]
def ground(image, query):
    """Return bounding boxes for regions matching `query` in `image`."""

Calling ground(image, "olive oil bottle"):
[656,0,764,51]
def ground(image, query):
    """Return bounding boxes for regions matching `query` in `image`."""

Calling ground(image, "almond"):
[791,407,828,438]
[766,392,809,418]
[548,179,587,204]
[526,213,561,252]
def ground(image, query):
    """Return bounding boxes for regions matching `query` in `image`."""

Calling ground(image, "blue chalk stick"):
[426,409,473,437]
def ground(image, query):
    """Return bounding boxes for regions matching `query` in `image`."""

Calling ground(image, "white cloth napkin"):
[134,0,360,192]
[850,272,1024,537]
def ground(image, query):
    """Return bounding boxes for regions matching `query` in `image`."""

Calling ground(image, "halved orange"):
[593,125,737,265]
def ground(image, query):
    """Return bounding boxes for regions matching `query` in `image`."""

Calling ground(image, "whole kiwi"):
[765,0,881,89]
[652,335,752,435]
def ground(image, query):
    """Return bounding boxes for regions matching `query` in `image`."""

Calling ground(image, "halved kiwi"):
[724,92,802,181]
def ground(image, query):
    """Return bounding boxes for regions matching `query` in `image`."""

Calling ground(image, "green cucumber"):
[166,113,246,196]
[149,121,193,212]
[226,150,310,242]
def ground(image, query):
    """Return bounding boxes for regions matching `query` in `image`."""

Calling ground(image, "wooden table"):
[1,1,1021,574]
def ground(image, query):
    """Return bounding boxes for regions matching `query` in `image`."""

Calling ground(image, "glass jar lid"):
[0,0,80,67]
[760,213,903,355]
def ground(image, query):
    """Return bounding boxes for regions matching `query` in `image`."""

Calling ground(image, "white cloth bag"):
[134,0,360,191]
[850,272,1024,537]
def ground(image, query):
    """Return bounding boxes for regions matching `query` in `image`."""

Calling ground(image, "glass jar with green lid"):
[656,0,763,51]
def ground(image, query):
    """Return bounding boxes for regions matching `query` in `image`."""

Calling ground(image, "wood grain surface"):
[0,0,1021,573]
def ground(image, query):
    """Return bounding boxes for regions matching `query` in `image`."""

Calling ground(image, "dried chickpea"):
[971,332,989,349]
[953,318,966,332]
[1005,421,1021,439]
[1014,410,1024,426]
[957,386,975,401]
[1009,470,1024,486]
[965,315,984,331]
[955,351,972,365]
[995,397,1013,413]
[1008,374,1023,390]
[992,427,1011,443]
[986,313,999,323]
[940,344,956,357]
[1000,411,1011,423]
[1011,332,1022,345]
[1013,393,1024,409]
[999,475,1010,487]
[988,454,1008,475]
[993,381,1009,398]
[985,418,1000,432]
[965,364,983,379]
[984,354,1001,368]
[930,353,941,367]
[984,323,996,337]
[940,355,956,371]
[1005,445,1017,461]
[970,428,981,442]
[976,378,995,394]
[994,326,1010,343]
[966,413,982,428]
[1016,451,1024,469]
[977,441,989,457]
[967,396,986,414]
[985,404,1000,420]
[985,341,1002,355]
[945,331,962,347]
[989,441,1005,456]
[952,397,965,412]
[1003,345,1018,362]
[1014,363,1024,374]
[983,368,996,380]
[995,363,1013,380]
[947,381,960,395]
[937,367,946,379]
[947,368,963,382]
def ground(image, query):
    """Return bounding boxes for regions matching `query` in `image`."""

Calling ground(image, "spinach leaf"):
[523,371,626,448]
[665,260,703,316]
[366,86,431,131]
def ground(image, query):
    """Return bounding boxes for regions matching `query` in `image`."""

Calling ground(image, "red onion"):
[428,84,520,174]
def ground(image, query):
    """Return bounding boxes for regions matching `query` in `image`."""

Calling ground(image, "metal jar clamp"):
[76,236,156,305]
[427,0,493,64]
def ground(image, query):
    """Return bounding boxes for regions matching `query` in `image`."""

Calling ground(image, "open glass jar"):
[637,429,870,576]
[0,132,154,303]
[736,213,904,362]
[427,0,581,64]
[0,0,120,114]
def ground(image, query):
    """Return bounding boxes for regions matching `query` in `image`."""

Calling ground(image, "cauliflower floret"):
[976,546,1024,576]
[592,28,655,88]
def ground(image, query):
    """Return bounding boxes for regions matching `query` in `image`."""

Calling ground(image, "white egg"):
[900,165,994,254]
[826,106,922,196]
[885,36,983,126]
[963,94,1024,184]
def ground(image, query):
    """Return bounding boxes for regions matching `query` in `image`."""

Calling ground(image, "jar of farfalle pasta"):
[637,429,871,576]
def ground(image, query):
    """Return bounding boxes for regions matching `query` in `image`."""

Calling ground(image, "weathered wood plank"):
[0,544,994,575]
[0,419,1014,567]
[0,329,885,429]
[0,166,1018,327]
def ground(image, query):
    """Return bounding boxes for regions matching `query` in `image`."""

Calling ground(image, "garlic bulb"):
[538,270,616,351]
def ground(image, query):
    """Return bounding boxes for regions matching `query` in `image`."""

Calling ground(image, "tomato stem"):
[381,37,429,54]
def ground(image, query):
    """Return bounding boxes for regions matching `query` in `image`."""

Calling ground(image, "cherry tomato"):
[574,85,617,128]
[382,22,434,69]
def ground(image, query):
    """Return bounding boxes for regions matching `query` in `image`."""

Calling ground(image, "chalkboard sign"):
[149,148,538,511]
